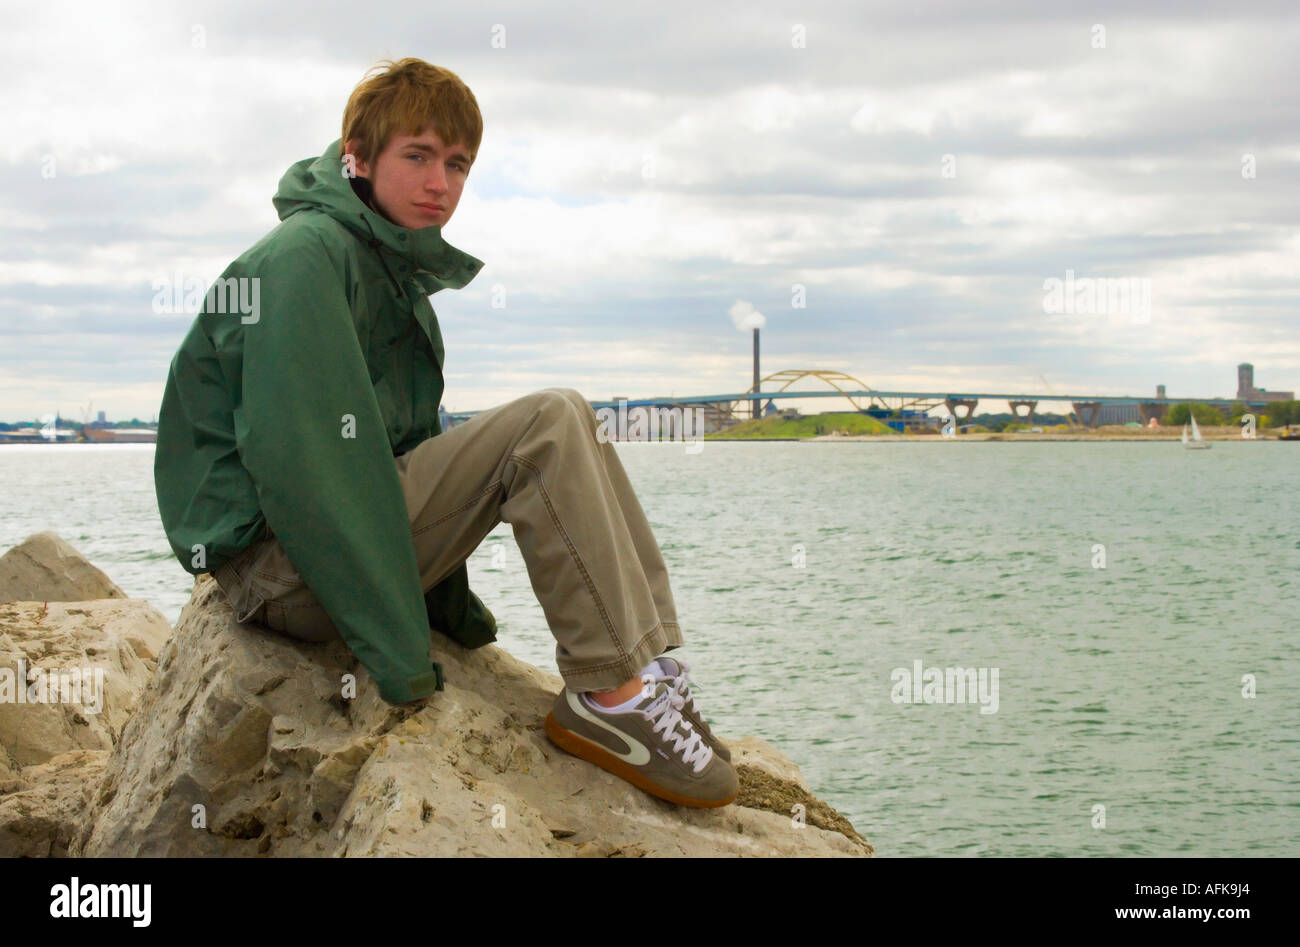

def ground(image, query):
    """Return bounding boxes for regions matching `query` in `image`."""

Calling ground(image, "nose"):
[425,163,448,194]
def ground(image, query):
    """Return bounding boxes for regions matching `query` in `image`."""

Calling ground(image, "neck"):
[350,175,394,224]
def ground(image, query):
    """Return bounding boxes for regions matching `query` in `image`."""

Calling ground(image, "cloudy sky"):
[2,0,1297,422]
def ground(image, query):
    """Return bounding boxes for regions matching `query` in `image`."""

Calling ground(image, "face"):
[347,128,471,230]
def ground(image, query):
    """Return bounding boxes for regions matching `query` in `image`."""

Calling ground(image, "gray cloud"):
[1,0,1297,420]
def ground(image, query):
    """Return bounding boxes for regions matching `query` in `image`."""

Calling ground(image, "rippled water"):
[2,440,1297,856]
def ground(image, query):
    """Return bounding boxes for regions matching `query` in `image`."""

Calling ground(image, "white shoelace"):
[654,660,703,722]
[644,687,713,772]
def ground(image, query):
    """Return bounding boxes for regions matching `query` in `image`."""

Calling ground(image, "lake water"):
[2,440,1296,856]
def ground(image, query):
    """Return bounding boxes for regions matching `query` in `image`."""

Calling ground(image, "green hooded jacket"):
[154,139,498,704]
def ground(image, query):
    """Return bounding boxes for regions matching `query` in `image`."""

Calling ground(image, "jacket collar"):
[273,139,485,294]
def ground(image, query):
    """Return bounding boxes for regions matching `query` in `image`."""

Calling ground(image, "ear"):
[343,138,370,177]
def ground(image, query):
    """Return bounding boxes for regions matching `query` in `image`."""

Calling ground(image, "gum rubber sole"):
[544,712,736,809]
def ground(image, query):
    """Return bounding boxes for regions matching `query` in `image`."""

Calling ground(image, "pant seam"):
[264,600,331,612]
[227,540,285,589]
[561,620,682,678]
[250,568,300,586]
[411,479,505,538]
[508,451,628,667]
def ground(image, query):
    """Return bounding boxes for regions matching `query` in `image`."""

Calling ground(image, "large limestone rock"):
[74,575,872,857]
[0,600,173,767]
[0,597,173,856]
[0,531,127,603]
[0,750,109,856]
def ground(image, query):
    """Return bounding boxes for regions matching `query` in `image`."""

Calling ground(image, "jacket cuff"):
[382,661,445,704]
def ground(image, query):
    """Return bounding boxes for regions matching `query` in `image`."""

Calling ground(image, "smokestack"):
[728,300,767,421]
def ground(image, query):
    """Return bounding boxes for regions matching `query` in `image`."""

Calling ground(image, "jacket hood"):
[272,139,484,294]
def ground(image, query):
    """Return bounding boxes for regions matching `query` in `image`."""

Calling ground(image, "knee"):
[551,387,592,413]
[535,387,593,421]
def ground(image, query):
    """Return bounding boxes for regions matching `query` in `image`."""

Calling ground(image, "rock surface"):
[73,575,873,857]
[0,599,172,770]
[0,750,109,857]
[0,531,127,603]
[0,532,174,857]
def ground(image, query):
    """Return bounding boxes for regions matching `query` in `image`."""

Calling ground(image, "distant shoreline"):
[0,440,156,446]
[707,432,1294,443]
[4,432,1291,446]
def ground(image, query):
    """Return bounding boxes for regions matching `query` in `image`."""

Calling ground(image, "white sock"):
[583,689,643,714]
[583,659,666,714]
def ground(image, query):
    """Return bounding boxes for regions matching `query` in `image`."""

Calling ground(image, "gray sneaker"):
[652,657,731,762]
[545,681,737,808]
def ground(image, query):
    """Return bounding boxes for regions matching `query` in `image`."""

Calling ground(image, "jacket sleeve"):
[230,232,442,704]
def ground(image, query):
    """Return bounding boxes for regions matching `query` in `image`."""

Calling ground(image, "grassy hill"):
[707,412,897,439]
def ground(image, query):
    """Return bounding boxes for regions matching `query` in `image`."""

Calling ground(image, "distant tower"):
[1238,363,1254,400]
[1156,384,1166,400]
[752,327,760,420]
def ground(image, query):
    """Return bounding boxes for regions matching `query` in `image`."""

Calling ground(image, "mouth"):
[414,203,444,216]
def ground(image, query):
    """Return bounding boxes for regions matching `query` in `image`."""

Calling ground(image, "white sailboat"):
[1182,413,1211,450]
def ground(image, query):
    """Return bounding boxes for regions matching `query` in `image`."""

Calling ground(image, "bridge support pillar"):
[1072,401,1103,428]
[1137,402,1163,424]
[1008,400,1038,425]
[711,401,738,429]
[944,398,979,431]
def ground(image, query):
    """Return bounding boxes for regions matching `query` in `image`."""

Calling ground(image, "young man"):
[153,58,736,808]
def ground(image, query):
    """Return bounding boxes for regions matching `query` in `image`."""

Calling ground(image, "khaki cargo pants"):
[212,387,684,692]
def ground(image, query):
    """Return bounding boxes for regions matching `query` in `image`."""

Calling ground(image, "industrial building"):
[1236,363,1294,403]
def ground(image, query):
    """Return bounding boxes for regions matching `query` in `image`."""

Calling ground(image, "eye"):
[406,153,425,162]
